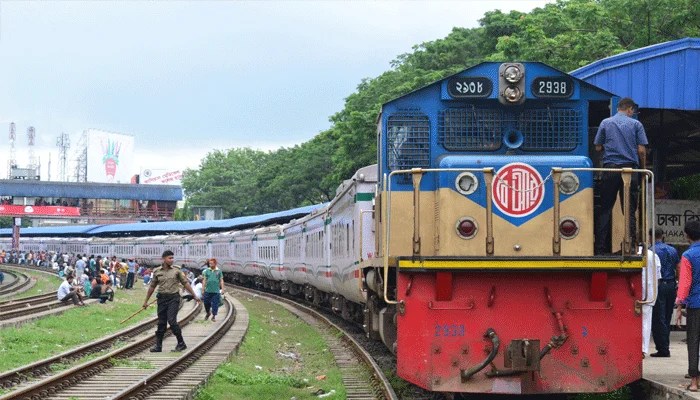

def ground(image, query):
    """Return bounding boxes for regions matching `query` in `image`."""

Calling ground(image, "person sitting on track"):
[57,275,85,306]
[90,280,115,304]
[80,269,92,297]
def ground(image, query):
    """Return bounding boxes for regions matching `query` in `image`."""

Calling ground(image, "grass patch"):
[195,294,345,400]
[1,266,61,300]
[571,386,632,400]
[0,283,155,373]
[109,357,155,369]
[384,368,413,398]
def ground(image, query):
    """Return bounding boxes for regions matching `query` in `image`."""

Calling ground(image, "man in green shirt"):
[142,250,200,352]
[202,258,224,322]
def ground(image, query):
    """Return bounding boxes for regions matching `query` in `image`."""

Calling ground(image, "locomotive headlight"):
[503,65,523,83]
[455,172,479,195]
[503,86,523,103]
[558,172,580,195]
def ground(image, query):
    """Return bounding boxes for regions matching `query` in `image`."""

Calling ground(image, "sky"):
[0,0,552,182]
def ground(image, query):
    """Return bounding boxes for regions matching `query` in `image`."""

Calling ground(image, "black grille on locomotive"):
[387,113,431,171]
[438,107,581,151]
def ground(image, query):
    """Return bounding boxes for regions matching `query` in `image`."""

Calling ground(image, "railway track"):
[0,270,32,297]
[0,293,70,322]
[0,265,71,324]
[0,294,248,400]
[230,286,398,400]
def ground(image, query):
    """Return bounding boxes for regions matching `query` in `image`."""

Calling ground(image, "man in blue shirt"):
[594,97,648,254]
[650,228,680,357]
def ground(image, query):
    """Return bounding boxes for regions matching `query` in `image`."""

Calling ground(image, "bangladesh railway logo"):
[492,163,545,218]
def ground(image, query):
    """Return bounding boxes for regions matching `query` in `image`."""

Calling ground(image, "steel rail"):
[0,311,161,389]
[0,299,75,321]
[0,270,30,296]
[0,293,56,308]
[110,295,237,399]
[0,301,201,400]
[231,286,398,400]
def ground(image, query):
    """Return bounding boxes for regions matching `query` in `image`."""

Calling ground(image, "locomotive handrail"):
[556,167,656,306]
[383,167,495,305]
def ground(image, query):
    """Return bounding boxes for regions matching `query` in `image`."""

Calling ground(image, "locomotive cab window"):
[386,113,430,171]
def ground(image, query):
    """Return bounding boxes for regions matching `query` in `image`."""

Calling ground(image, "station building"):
[572,37,700,246]
[0,180,182,225]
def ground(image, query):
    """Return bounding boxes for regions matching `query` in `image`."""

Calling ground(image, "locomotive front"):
[373,62,650,394]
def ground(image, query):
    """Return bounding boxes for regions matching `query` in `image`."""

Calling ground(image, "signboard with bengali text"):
[655,200,700,245]
[0,205,81,217]
[140,168,183,185]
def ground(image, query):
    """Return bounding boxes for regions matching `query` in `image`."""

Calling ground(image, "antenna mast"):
[27,126,37,175]
[56,132,70,182]
[8,122,16,178]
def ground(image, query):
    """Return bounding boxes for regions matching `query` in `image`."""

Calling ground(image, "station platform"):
[644,331,700,399]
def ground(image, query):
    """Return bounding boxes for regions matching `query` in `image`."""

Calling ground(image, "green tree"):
[182,148,269,218]
[0,217,32,229]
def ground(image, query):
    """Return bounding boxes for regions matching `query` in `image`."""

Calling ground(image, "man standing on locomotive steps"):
[142,250,200,352]
[594,97,648,254]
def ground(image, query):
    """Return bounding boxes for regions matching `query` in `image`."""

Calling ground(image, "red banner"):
[0,205,81,217]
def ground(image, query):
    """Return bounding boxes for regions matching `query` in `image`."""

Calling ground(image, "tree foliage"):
[182,0,700,217]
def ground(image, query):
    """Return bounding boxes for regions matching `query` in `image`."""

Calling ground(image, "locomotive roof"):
[380,61,615,110]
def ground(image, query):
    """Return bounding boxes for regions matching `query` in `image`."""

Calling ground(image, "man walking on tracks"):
[202,258,224,322]
[142,250,200,352]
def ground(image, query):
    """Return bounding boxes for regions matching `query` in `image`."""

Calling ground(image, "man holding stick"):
[142,250,200,352]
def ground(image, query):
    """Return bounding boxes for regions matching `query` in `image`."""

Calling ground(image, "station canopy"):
[0,204,324,237]
[0,180,182,201]
[571,38,700,181]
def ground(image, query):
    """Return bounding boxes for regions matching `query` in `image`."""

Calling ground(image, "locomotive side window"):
[387,113,430,171]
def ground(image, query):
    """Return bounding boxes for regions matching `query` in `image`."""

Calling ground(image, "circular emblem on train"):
[492,162,545,218]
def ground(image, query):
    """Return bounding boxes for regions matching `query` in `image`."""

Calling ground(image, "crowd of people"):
[640,221,700,392]
[0,249,220,321]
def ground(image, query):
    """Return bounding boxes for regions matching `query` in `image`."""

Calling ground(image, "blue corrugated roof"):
[571,38,700,111]
[0,180,182,201]
[85,204,324,235]
[0,224,103,237]
[0,204,324,238]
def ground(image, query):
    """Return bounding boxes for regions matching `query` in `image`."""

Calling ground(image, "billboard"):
[0,205,81,217]
[86,129,135,183]
[141,168,183,185]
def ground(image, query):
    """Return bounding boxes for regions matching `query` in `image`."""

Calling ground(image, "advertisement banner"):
[0,205,81,217]
[655,200,700,245]
[86,129,135,183]
[140,168,183,185]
